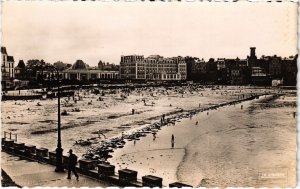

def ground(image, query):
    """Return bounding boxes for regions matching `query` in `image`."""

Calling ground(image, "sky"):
[1,1,298,66]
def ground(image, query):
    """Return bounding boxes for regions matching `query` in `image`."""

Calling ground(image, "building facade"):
[1,47,15,89]
[98,61,120,71]
[144,55,162,80]
[2,47,15,79]
[14,60,26,79]
[281,55,297,86]
[191,58,206,74]
[251,66,271,86]
[63,60,119,80]
[37,60,119,81]
[175,56,187,80]
[269,55,282,78]
[120,55,187,81]
[216,58,226,70]
[120,55,145,80]
[63,69,119,80]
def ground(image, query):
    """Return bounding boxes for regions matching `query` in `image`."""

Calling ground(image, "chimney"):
[250,47,256,58]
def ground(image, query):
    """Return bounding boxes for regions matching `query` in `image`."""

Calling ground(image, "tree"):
[53,61,68,71]
[26,59,41,68]
[26,59,51,69]
[26,59,51,80]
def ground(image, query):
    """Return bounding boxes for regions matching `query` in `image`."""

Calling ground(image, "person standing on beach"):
[67,149,79,181]
[153,132,157,141]
[171,134,175,148]
[121,131,125,140]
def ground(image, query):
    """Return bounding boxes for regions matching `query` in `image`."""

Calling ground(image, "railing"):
[3,131,17,142]
[3,93,40,97]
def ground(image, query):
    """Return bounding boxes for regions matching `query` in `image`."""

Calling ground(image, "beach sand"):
[109,94,296,187]
[2,86,252,154]
[2,86,296,187]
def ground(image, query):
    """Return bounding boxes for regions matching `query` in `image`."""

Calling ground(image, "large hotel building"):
[120,55,187,81]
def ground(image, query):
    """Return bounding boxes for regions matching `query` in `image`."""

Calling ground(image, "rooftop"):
[7,56,14,62]
[72,60,89,70]
[15,60,26,69]
[1,47,7,55]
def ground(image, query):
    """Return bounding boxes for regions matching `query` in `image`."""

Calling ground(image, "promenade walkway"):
[1,152,111,187]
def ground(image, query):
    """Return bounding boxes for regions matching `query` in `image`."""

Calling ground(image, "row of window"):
[68,73,118,79]
[121,62,184,66]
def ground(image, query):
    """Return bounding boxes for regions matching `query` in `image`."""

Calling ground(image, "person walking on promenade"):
[67,149,79,181]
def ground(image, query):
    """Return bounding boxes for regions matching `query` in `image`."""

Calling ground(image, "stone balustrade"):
[169,182,193,187]
[63,155,69,168]
[79,159,95,170]
[48,151,56,165]
[4,139,14,148]
[24,145,36,154]
[1,139,192,187]
[98,164,115,176]
[13,142,25,151]
[36,148,49,157]
[142,175,163,187]
[118,168,138,182]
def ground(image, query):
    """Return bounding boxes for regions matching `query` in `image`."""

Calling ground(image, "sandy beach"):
[1,85,296,187]
[109,93,296,187]
[2,86,257,154]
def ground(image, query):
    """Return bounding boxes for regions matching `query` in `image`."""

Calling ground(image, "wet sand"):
[109,94,296,187]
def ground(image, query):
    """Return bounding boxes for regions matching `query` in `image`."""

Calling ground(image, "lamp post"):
[41,65,64,172]
[19,80,21,95]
